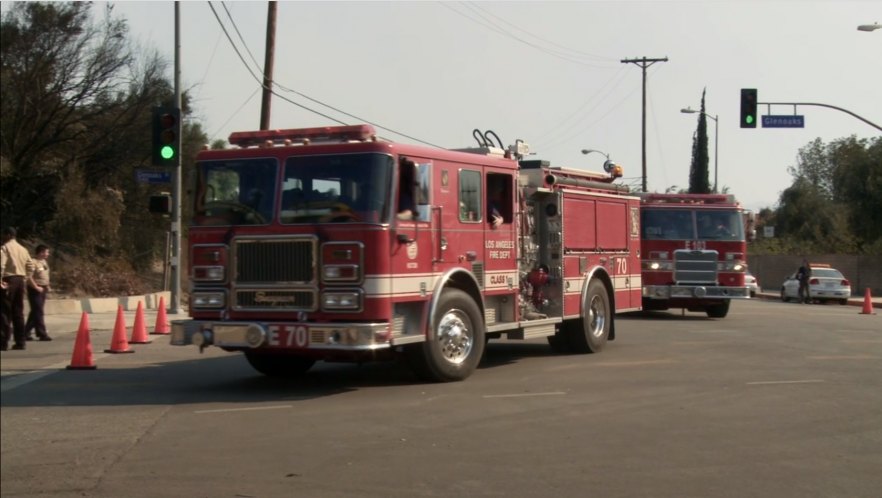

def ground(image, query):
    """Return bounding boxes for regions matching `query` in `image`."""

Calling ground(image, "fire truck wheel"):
[567,279,610,354]
[243,352,316,378]
[407,289,485,382]
[705,301,730,318]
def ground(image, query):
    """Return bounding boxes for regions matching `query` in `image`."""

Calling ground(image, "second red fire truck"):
[171,125,642,381]
[639,193,753,318]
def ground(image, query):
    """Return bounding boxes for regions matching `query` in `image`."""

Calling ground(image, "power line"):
[441,2,617,69]
[465,2,615,63]
[206,2,444,148]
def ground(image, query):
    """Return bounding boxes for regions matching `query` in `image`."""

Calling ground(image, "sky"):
[95,1,881,210]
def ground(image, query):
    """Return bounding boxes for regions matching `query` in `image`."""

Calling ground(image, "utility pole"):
[259,1,277,130]
[171,1,182,314]
[621,56,668,192]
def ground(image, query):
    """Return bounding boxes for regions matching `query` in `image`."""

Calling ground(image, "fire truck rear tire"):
[406,289,485,382]
[705,301,730,318]
[244,352,316,378]
[567,279,610,354]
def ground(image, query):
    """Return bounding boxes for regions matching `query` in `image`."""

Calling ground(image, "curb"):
[41,291,172,316]
[754,291,881,309]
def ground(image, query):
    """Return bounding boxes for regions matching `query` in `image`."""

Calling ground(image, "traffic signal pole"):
[621,56,668,192]
[171,1,183,314]
[759,102,881,132]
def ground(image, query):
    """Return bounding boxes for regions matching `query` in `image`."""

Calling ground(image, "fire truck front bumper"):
[642,285,751,300]
[170,320,405,351]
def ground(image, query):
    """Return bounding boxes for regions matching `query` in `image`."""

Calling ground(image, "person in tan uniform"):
[25,244,52,341]
[1,227,34,350]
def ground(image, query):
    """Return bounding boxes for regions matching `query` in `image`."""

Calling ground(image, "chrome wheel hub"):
[436,310,473,365]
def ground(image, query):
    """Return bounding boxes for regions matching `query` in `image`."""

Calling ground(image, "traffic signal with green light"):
[740,89,757,128]
[152,107,181,165]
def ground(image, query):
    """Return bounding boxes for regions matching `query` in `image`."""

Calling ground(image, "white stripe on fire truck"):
[562,274,642,295]
[361,271,519,297]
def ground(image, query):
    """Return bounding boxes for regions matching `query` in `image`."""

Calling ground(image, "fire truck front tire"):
[705,301,730,318]
[244,352,316,378]
[567,279,611,354]
[406,289,486,382]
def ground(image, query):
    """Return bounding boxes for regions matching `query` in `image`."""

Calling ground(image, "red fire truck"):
[170,124,641,381]
[639,193,753,318]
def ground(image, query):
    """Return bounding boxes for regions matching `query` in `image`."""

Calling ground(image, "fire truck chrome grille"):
[674,249,718,284]
[234,237,316,284]
[234,289,317,311]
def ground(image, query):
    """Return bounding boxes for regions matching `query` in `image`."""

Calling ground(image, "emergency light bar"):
[229,125,377,148]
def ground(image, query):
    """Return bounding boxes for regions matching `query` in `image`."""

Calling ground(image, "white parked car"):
[745,272,759,298]
[780,264,851,305]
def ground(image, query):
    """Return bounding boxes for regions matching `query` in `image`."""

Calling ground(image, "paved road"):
[1,299,880,497]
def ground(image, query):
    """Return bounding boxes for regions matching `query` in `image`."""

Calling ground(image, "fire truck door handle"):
[397,233,414,244]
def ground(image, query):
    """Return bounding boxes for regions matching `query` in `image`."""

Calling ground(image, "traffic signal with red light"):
[152,107,181,165]
[740,89,757,128]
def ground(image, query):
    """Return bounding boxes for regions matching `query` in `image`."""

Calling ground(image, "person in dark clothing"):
[796,259,812,304]
[25,244,52,341]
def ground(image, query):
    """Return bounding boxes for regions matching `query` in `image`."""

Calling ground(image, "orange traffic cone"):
[105,305,135,354]
[67,312,97,370]
[859,288,876,315]
[129,301,152,344]
[151,296,170,335]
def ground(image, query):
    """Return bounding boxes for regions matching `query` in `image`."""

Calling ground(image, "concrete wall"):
[40,291,172,316]
[747,254,882,296]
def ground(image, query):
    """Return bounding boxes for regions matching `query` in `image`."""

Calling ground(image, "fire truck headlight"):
[642,261,672,271]
[193,266,225,282]
[192,291,225,308]
[322,264,359,282]
[718,262,746,272]
[322,291,362,311]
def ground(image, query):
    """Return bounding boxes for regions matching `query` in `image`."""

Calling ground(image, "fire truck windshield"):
[280,153,393,224]
[642,209,745,241]
[193,158,277,226]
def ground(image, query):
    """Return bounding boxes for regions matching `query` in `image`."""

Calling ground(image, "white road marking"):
[193,405,293,414]
[483,391,566,399]
[0,354,109,393]
[806,355,878,360]
[746,379,825,385]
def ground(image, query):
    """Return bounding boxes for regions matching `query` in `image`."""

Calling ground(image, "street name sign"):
[762,115,805,128]
[136,169,172,184]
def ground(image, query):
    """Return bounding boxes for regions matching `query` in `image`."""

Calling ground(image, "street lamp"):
[680,107,719,193]
[581,148,610,160]
[581,149,622,177]
[857,23,881,32]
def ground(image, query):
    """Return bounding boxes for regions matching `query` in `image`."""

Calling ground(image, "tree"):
[1,2,210,295]
[687,88,711,194]
[763,135,881,254]
[0,2,169,237]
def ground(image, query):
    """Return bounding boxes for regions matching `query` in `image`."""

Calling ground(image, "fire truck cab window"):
[697,211,743,241]
[642,209,692,240]
[397,159,417,221]
[280,153,393,224]
[193,159,276,226]
[486,173,512,226]
[459,170,481,222]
